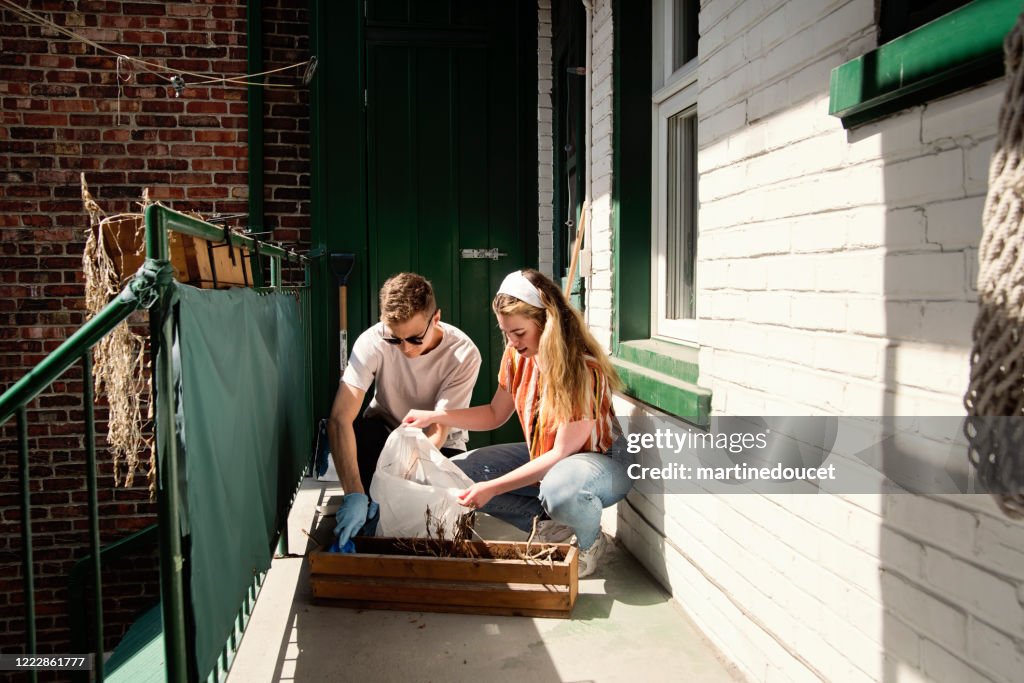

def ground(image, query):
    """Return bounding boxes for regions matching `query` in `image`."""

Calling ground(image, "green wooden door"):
[364,1,536,445]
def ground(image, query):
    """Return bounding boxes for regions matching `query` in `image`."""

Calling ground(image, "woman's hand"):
[403,409,440,429]
[457,482,496,510]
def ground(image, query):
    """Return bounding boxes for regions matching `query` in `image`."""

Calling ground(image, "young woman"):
[403,269,633,577]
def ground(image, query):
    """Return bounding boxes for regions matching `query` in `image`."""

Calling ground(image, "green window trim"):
[828,0,1020,129]
[611,0,712,424]
[613,340,711,426]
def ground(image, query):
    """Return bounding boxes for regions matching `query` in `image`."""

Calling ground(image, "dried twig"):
[392,509,565,567]
[393,505,480,558]
[517,515,564,565]
[301,527,325,554]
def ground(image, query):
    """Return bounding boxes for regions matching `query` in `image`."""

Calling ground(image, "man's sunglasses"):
[382,309,438,346]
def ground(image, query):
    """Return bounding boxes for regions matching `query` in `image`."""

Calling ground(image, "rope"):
[964,13,1024,519]
[121,259,175,310]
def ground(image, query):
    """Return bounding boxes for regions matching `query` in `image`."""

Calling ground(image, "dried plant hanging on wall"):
[81,173,154,495]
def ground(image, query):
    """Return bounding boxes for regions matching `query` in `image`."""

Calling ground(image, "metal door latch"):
[460,248,508,260]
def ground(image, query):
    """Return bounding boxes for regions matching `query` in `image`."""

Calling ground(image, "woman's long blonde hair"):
[492,269,621,424]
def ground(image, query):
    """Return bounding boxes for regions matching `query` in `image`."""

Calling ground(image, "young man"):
[328,272,482,545]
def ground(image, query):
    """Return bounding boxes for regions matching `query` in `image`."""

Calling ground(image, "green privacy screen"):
[173,283,312,680]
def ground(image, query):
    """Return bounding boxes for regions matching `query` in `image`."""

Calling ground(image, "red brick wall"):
[263,0,311,283]
[0,0,310,663]
[263,2,310,245]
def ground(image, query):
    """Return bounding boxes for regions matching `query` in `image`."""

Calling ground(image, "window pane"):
[666,108,697,320]
[672,0,699,70]
[878,0,972,43]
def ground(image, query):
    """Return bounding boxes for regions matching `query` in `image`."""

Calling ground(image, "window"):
[666,107,697,320]
[611,0,712,422]
[671,0,699,69]
[878,0,974,43]
[652,0,699,342]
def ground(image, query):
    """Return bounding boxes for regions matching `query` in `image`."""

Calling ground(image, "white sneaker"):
[532,520,575,544]
[576,532,611,578]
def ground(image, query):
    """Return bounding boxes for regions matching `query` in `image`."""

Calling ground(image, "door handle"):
[460,248,508,260]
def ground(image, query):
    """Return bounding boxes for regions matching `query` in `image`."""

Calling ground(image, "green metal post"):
[82,353,105,683]
[17,406,38,683]
[146,207,190,683]
[68,525,158,683]
[307,0,336,420]
[305,281,312,386]
[276,530,289,556]
[303,284,313,476]
[271,254,288,556]
[270,256,281,288]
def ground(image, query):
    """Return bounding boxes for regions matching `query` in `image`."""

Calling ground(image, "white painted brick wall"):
[920,640,991,683]
[925,196,985,249]
[539,1,1021,682]
[966,137,998,194]
[585,0,615,340]
[883,148,967,208]
[924,548,1023,636]
[922,80,1002,143]
[968,618,1024,683]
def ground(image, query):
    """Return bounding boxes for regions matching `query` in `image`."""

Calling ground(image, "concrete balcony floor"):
[227,478,740,683]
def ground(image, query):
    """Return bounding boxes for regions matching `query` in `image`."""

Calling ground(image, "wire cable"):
[0,0,312,89]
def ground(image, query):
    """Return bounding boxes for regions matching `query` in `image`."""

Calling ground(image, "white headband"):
[497,270,544,308]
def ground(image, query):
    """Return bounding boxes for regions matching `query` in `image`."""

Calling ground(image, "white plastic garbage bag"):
[369,426,474,539]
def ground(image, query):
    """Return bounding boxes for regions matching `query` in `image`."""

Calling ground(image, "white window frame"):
[651,0,699,343]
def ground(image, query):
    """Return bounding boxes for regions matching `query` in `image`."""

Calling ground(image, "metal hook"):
[303,56,318,86]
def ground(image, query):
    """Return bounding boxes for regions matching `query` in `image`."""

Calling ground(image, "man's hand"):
[334,492,369,546]
[403,409,439,429]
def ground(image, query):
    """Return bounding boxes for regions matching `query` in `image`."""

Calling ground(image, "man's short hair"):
[379,273,436,325]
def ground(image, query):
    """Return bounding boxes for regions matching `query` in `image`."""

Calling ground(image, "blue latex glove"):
[328,539,357,554]
[334,492,369,546]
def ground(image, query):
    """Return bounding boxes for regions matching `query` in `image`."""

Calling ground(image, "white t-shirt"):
[341,321,481,450]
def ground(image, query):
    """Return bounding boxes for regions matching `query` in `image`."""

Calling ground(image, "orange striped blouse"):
[497,344,616,460]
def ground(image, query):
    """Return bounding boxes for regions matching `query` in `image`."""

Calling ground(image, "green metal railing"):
[67,524,159,673]
[0,205,310,683]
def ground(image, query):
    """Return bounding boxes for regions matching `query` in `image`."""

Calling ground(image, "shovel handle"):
[338,286,349,370]
[338,285,347,330]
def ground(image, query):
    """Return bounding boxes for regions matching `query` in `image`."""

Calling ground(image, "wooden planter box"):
[309,537,578,618]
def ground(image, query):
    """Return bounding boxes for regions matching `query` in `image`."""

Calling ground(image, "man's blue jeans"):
[450,443,633,550]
